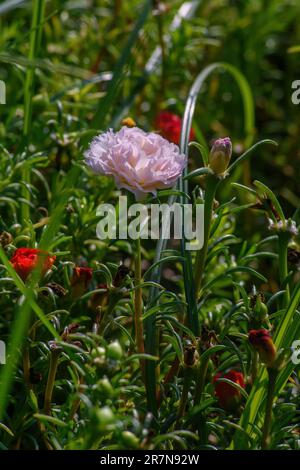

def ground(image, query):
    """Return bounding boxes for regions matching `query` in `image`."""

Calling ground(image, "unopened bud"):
[209,137,232,176]
[107,340,123,360]
[250,292,268,323]
[248,329,277,368]
[122,117,136,128]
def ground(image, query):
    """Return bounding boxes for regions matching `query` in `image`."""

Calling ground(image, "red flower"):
[248,329,277,367]
[10,248,56,281]
[155,111,195,145]
[70,266,93,299]
[213,370,245,411]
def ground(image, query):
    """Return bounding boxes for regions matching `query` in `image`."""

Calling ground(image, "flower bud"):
[209,137,232,176]
[97,378,115,399]
[93,406,115,433]
[107,340,123,360]
[121,431,139,449]
[213,370,245,411]
[250,292,268,324]
[248,329,277,368]
[121,117,136,128]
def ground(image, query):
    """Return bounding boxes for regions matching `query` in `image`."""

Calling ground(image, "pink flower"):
[84,126,186,200]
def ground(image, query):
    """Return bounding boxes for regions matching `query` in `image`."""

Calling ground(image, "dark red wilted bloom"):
[10,248,56,281]
[155,111,195,145]
[248,329,277,367]
[70,267,93,299]
[213,370,245,411]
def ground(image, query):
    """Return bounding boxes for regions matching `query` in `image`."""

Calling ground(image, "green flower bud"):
[93,406,115,433]
[107,341,123,360]
[91,346,106,359]
[252,293,268,322]
[121,431,139,449]
[97,378,115,399]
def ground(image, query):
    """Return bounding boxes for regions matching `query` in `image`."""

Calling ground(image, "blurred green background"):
[1,0,300,206]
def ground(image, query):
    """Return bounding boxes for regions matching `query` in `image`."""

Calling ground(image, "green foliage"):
[0,0,300,451]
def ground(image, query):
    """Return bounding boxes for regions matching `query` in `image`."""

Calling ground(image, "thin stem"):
[194,175,219,298]
[21,0,46,221]
[261,368,277,450]
[157,356,180,408]
[251,351,259,385]
[155,7,166,97]
[44,348,60,415]
[278,232,290,307]
[23,347,32,390]
[134,237,145,370]
[175,367,193,428]
[194,356,209,405]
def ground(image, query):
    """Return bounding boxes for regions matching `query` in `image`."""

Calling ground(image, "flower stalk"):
[261,368,278,450]
[44,347,60,415]
[194,174,219,297]
[23,346,32,390]
[175,366,193,428]
[278,232,290,307]
[194,355,210,406]
[134,237,145,372]
[21,0,46,222]
[250,351,259,384]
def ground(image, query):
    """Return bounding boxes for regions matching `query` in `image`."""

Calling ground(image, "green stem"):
[194,356,209,405]
[23,346,32,390]
[175,367,193,428]
[194,175,219,298]
[261,368,277,450]
[156,6,166,97]
[251,351,259,385]
[44,348,60,415]
[134,237,145,372]
[278,232,290,308]
[21,0,46,221]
